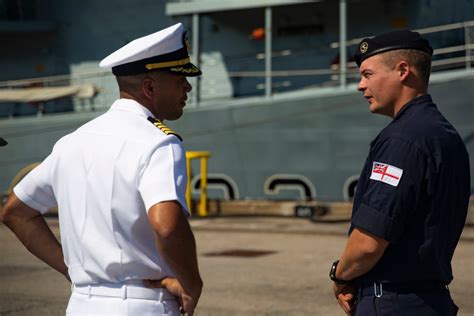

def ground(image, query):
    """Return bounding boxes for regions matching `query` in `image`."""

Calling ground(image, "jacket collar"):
[393,94,432,121]
[109,98,155,119]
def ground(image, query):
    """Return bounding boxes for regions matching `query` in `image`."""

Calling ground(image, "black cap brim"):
[0,138,8,147]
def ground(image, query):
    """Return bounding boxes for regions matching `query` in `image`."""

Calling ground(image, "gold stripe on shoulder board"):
[147,117,183,142]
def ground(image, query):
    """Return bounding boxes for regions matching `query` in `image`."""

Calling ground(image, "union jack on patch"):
[370,161,403,187]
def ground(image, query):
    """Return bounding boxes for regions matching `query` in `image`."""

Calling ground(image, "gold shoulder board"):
[147,117,183,142]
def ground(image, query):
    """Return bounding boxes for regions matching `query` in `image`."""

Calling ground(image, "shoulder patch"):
[147,117,183,142]
[370,161,403,187]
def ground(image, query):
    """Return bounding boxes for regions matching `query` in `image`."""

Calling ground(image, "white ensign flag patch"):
[370,161,403,187]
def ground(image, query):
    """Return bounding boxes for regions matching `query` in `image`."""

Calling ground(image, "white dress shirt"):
[14,98,189,285]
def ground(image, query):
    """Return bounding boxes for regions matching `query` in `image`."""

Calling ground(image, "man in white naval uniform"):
[0,23,203,315]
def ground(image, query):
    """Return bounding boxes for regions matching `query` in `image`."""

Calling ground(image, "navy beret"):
[354,30,433,66]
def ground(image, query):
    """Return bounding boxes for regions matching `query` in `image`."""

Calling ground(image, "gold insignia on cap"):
[170,66,199,74]
[145,58,190,70]
[148,117,183,141]
[360,41,369,54]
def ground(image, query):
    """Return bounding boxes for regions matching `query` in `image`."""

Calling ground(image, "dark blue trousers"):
[354,286,458,316]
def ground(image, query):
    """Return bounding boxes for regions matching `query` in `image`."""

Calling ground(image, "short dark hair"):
[116,70,168,91]
[382,49,432,85]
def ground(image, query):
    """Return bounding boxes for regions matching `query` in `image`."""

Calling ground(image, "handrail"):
[416,20,474,35]
[0,70,112,88]
[330,20,474,48]
[0,21,472,92]
[434,44,474,55]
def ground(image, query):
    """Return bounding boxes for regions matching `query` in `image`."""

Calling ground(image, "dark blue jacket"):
[350,94,470,283]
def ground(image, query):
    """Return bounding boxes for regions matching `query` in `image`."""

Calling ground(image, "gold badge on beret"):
[360,41,369,54]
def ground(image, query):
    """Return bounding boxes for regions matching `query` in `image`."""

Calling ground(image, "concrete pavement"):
[0,216,473,315]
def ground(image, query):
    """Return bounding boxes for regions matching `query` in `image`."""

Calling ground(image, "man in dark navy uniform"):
[329,30,470,315]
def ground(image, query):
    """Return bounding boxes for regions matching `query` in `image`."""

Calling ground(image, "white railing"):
[0,70,112,88]
[330,20,474,72]
[0,20,472,114]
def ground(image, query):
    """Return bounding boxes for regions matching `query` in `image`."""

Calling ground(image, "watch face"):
[330,260,339,280]
[330,260,350,284]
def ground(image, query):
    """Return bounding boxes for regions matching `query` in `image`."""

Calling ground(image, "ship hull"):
[1,72,473,201]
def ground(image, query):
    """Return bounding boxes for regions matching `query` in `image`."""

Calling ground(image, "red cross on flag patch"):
[370,161,403,187]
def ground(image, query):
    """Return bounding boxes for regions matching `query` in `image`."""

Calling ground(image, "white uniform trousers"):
[66,282,181,316]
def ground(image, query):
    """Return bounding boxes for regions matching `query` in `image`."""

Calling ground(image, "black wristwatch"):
[329,260,351,284]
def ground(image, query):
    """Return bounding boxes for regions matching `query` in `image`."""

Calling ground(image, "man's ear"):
[142,78,155,99]
[397,61,410,82]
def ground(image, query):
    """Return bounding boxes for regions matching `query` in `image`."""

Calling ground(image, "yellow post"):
[199,155,208,217]
[185,151,211,216]
[185,155,192,214]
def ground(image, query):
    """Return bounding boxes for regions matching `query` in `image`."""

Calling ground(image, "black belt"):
[359,281,448,297]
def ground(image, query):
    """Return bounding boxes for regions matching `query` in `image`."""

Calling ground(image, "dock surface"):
[1,216,473,315]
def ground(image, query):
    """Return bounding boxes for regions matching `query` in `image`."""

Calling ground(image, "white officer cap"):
[99,23,201,77]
